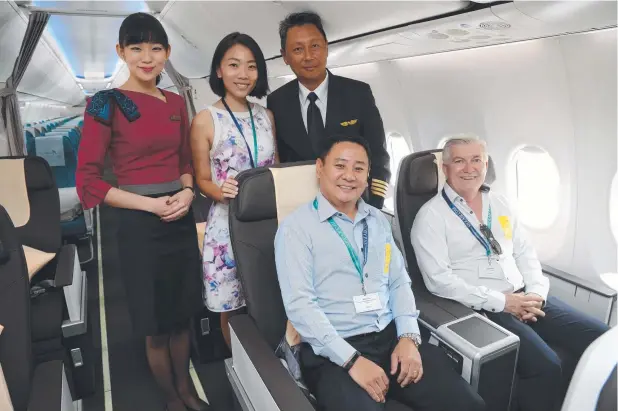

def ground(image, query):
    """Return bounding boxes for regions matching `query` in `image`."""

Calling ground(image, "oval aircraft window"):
[384,132,412,212]
[509,146,560,229]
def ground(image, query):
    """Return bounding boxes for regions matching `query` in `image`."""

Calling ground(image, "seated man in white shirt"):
[410,135,609,411]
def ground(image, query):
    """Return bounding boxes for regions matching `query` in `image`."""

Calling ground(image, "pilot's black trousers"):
[299,322,485,411]
[483,296,609,411]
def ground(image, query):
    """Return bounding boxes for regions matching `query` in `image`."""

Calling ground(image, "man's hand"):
[161,188,194,222]
[505,292,545,322]
[348,356,389,403]
[390,338,423,387]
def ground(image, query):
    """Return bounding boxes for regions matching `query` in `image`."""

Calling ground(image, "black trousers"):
[484,296,609,411]
[299,322,485,411]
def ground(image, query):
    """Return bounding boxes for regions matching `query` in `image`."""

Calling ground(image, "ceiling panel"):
[33,1,149,79]
[266,0,617,77]
[161,1,469,78]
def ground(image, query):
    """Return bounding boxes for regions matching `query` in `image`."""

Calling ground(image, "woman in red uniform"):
[76,13,207,411]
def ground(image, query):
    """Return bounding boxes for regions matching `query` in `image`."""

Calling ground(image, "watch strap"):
[343,351,361,372]
[399,333,422,347]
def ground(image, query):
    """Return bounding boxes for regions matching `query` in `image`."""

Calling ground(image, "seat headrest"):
[234,161,318,223]
[405,150,496,195]
[24,157,56,190]
[405,152,444,196]
[234,168,277,222]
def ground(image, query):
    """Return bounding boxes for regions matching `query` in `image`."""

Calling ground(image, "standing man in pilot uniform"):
[267,11,391,209]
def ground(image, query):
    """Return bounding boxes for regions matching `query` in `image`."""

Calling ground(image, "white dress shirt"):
[410,183,550,313]
[298,71,329,132]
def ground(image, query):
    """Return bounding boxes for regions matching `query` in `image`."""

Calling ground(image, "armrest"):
[415,289,475,330]
[51,245,76,288]
[27,360,71,411]
[542,264,617,299]
[229,315,315,411]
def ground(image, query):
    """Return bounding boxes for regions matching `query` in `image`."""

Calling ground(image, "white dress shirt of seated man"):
[415,136,546,323]
[282,135,424,404]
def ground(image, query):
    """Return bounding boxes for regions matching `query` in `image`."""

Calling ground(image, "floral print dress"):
[202,103,276,312]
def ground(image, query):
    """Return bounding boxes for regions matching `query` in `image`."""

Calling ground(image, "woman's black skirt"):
[116,191,204,337]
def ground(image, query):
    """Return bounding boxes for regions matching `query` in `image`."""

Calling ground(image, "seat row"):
[214,151,617,411]
[23,117,94,264]
[0,156,94,411]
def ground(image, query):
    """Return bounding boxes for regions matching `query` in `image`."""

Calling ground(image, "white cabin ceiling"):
[268,0,617,77]
[154,1,468,77]
[1,1,616,105]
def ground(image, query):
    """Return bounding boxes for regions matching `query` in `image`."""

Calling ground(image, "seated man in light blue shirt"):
[274,135,485,411]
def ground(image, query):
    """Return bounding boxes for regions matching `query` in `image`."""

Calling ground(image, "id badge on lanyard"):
[441,189,495,265]
[312,198,382,313]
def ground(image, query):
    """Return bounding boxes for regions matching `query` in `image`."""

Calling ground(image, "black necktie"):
[307,92,325,154]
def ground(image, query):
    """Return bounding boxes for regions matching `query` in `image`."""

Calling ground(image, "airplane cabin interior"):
[0,1,616,411]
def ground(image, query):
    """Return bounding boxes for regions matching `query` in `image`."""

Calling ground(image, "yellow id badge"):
[384,243,392,273]
[498,216,513,239]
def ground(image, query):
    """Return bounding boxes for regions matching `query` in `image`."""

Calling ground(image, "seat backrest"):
[0,205,34,410]
[34,135,77,188]
[229,161,318,350]
[561,325,617,411]
[0,157,62,253]
[395,149,496,293]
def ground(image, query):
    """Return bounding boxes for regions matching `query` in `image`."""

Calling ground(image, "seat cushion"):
[0,325,15,411]
[22,246,56,280]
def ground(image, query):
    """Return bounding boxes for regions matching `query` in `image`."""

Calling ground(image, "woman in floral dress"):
[190,32,277,348]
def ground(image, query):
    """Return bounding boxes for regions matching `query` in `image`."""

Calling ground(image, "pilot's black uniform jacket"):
[267,72,391,209]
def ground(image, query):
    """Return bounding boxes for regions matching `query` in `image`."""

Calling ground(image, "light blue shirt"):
[274,192,420,367]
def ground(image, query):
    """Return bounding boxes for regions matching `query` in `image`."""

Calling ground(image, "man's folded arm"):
[274,224,356,366]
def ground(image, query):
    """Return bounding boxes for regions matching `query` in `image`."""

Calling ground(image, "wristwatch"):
[343,351,361,372]
[398,333,422,347]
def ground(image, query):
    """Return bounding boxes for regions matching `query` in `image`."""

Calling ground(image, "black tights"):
[146,326,203,411]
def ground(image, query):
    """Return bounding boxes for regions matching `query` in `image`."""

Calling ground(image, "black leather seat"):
[394,149,576,411]
[228,162,412,411]
[0,156,94,400]
[0,204,73,411]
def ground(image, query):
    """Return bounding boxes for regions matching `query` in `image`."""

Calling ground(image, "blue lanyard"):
[441,189,493,257]
[221,99,258,168]
[313,198,369,294]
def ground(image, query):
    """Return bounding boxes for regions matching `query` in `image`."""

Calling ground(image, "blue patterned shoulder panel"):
[85,89,141,126]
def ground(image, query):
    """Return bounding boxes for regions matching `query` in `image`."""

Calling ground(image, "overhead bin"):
[158,0,470,77]
[0,3,83,106]
[497,1,618,30]
[275,1,617,74]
